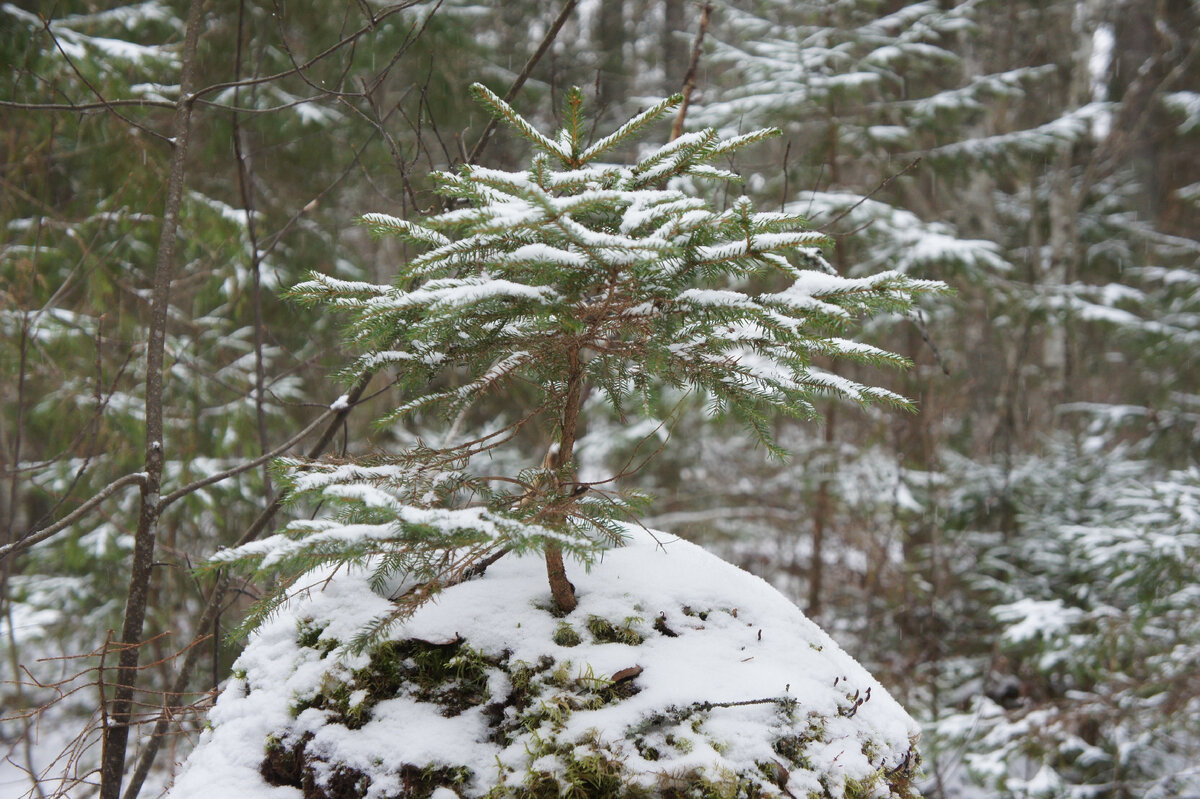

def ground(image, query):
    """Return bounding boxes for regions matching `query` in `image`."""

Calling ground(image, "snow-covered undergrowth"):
[170,534,919,798]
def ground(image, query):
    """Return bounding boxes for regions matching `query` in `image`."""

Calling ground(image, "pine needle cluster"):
[211,84,944,647]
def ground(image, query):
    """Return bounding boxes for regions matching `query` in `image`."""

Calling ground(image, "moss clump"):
[482,655,557,744]
[316,765,372,799]
[260,733,307,788]
[265,605,921,799]
[506,656,554,711]
[586,615,645,645]
[261,729,473,799]
[486,733,657,799]
[360,638,492,708]
[289,633,498,734]
[296,618,338,656]
[652,766,771,798]
[562,748,626,797]
[554,622,582,647]
[771,734,815,771]
[666,733,692,754]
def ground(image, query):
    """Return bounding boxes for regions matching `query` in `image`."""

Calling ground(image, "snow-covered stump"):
[170,535,919,799]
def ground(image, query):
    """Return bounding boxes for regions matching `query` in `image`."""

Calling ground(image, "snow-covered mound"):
[170,533,920,798]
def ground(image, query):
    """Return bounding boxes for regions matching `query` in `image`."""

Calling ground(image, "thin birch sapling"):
[211,85,944,647]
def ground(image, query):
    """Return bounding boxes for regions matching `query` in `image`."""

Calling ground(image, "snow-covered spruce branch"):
[470,84,569,160]
[35,12,173,145]
[581,94,683,162]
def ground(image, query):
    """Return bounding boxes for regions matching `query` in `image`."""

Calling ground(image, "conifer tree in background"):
[690,1,1200,795]
[0,3,507,793]
[215,84,943,644]
[929,440,1200,796]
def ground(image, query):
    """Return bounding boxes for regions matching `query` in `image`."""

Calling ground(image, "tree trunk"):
[99,1,204,796]
[808,406,836,618]
[593,0,627,114]
[543,357,586,613]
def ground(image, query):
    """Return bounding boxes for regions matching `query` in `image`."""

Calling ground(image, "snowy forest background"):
[1,0,1198,797]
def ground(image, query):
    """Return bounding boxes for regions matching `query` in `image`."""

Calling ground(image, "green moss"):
[489,732,655,799]
[665,733,692,754]
[352,637,494,717]
[636,742,660,761]
[534,598,571,619]
[260,733,308,788]
[272,617,921,799]
[296,618,338,657]
[586,615,645,645]
[424,764,472,789]
[843,774,883,799]
[654,766,769,798]
[554,622,582,647]
[549,659,573,688]
[507,657,552,709]
[772,731,819,771]
[289,636,498,729]
[262,726,471,799]
[562,751,626,797]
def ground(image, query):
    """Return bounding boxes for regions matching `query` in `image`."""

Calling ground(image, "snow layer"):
[170,533,919,798]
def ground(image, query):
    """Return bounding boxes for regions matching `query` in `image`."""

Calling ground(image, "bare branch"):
[156,408,337,512]
[0,98,174,112]
[0,472,148,562]
[124,7,571,787]
[99,0,206,792]
[466,0,580,165]
[816,157,922,233]
[258,129,383,258]
[231,0,273,495]
[911,308,951,377]
[190,3,419,101]
[122,368,377,799]
[39,16,173,145]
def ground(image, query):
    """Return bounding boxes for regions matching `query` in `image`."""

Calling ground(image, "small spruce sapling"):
[212,85,943,647]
